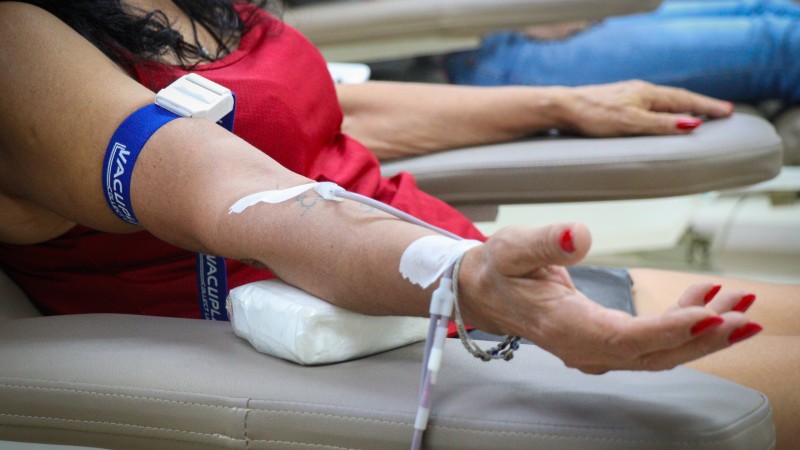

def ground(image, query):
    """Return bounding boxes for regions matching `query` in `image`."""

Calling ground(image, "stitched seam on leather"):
[252,399,411,418]
[260,440,357,450]
[253,407,746,444]
[0,423,247,450]
[433,392,770,437]
[0,375,240,401]
[244,398,252,450]
[0,412,237,439]
[253,409,407,427]
[251,397,765,435]
[2,383,771,444]
[429,404,774,445]
[247,422,768,447]
[426,424,728,444]
[0,383,231,410]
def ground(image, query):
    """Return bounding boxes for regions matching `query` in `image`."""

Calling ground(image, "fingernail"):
[703,284,722,304]
[676,118,702,130]
[559,228,575,253]
[732,293,756,313]
[728,322,763,344]
[690,316,724,336]
[725,101,735,114]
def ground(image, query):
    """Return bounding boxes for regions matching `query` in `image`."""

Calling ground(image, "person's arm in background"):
[0,2,754,374]
[336,80,734,160]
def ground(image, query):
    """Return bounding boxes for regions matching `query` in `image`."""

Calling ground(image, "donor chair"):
[0,0,784,449]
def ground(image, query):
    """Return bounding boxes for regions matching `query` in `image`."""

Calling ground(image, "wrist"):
[454,246,506,336]
[532,86,576,132]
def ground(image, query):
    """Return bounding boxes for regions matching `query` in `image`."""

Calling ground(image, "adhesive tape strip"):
[228,182,344,214]
[399,235,481,289]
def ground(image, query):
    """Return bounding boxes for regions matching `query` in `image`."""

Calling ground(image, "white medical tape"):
[228,182,344,214]
[399,235,481,289]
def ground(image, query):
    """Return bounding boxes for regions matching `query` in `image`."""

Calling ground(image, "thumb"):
[487,223,591,277]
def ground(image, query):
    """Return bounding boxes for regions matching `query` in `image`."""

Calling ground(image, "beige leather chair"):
[0,1,784,449]
[0,268,778,449]
[0,114,782,450]
[285,0,663,62]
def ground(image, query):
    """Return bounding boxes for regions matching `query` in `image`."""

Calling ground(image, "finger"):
[644,86,734,119]
[674,282,722,310]
[613,306,719,356]
[624,109,705,136]
[634,313,759,371]
[488,223,591,277]
[707,290,757,315]
[554,305,720,373]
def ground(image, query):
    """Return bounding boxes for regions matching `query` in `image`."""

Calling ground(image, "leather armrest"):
[285,0,663,61]
[382,114,783,220]
[0,314,774,449]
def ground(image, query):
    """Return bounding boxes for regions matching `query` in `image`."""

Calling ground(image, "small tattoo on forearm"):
[296,193,319,216]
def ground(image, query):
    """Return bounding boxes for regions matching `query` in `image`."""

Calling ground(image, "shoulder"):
[0,1,155,238]
[0,2,91,57]
[0,2,59,27]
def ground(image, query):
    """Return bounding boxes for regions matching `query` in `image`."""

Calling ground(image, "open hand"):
[557,80,735,137]
[457,224,759,374]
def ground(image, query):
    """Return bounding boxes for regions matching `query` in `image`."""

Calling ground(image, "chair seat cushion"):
[0,314,774,449]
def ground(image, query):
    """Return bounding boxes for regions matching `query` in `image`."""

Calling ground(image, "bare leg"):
[630,268,800,449]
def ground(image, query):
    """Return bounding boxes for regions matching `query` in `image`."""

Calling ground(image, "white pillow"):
[227,279,429,365]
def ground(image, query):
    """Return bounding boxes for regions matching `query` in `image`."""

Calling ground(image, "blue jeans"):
[444,0,800,102]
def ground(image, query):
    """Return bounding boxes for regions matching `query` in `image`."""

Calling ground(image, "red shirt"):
[0,7,484,318]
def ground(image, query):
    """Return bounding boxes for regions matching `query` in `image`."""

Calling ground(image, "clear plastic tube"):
[334,189,462,450]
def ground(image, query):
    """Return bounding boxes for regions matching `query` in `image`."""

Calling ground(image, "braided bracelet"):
[451,253,521,361]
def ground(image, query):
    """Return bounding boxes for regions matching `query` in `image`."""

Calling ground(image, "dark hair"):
[8,0,280,77]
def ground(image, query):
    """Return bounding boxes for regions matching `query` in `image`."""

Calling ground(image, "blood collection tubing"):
[331,189,461,450]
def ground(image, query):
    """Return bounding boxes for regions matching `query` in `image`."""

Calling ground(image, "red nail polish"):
[703,285,722,304]
[732,294,756,313]
[728,322,763,344]
[690,316,724,336]
[559,228,575,253]
[676,118,702,130]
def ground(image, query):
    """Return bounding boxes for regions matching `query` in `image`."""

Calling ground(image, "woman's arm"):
[0,3,756,374]
[336,80,734,160]
[0,2,433,316]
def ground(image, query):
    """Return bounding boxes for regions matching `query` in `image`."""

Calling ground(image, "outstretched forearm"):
[131,118,437,317]
[336,81,565,160]
[336,79,734,161]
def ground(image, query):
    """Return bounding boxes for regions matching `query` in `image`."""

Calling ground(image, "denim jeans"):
[444,0,800,102]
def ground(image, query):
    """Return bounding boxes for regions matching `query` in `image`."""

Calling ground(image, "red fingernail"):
[728,322,763,344]
[690,316,724,336]
[559,228,575,253]
[732,294,756,313]
[703,284,722,304]
[676,118,702,130]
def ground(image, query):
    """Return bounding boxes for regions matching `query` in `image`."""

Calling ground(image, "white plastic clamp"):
[155,73,234,123]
